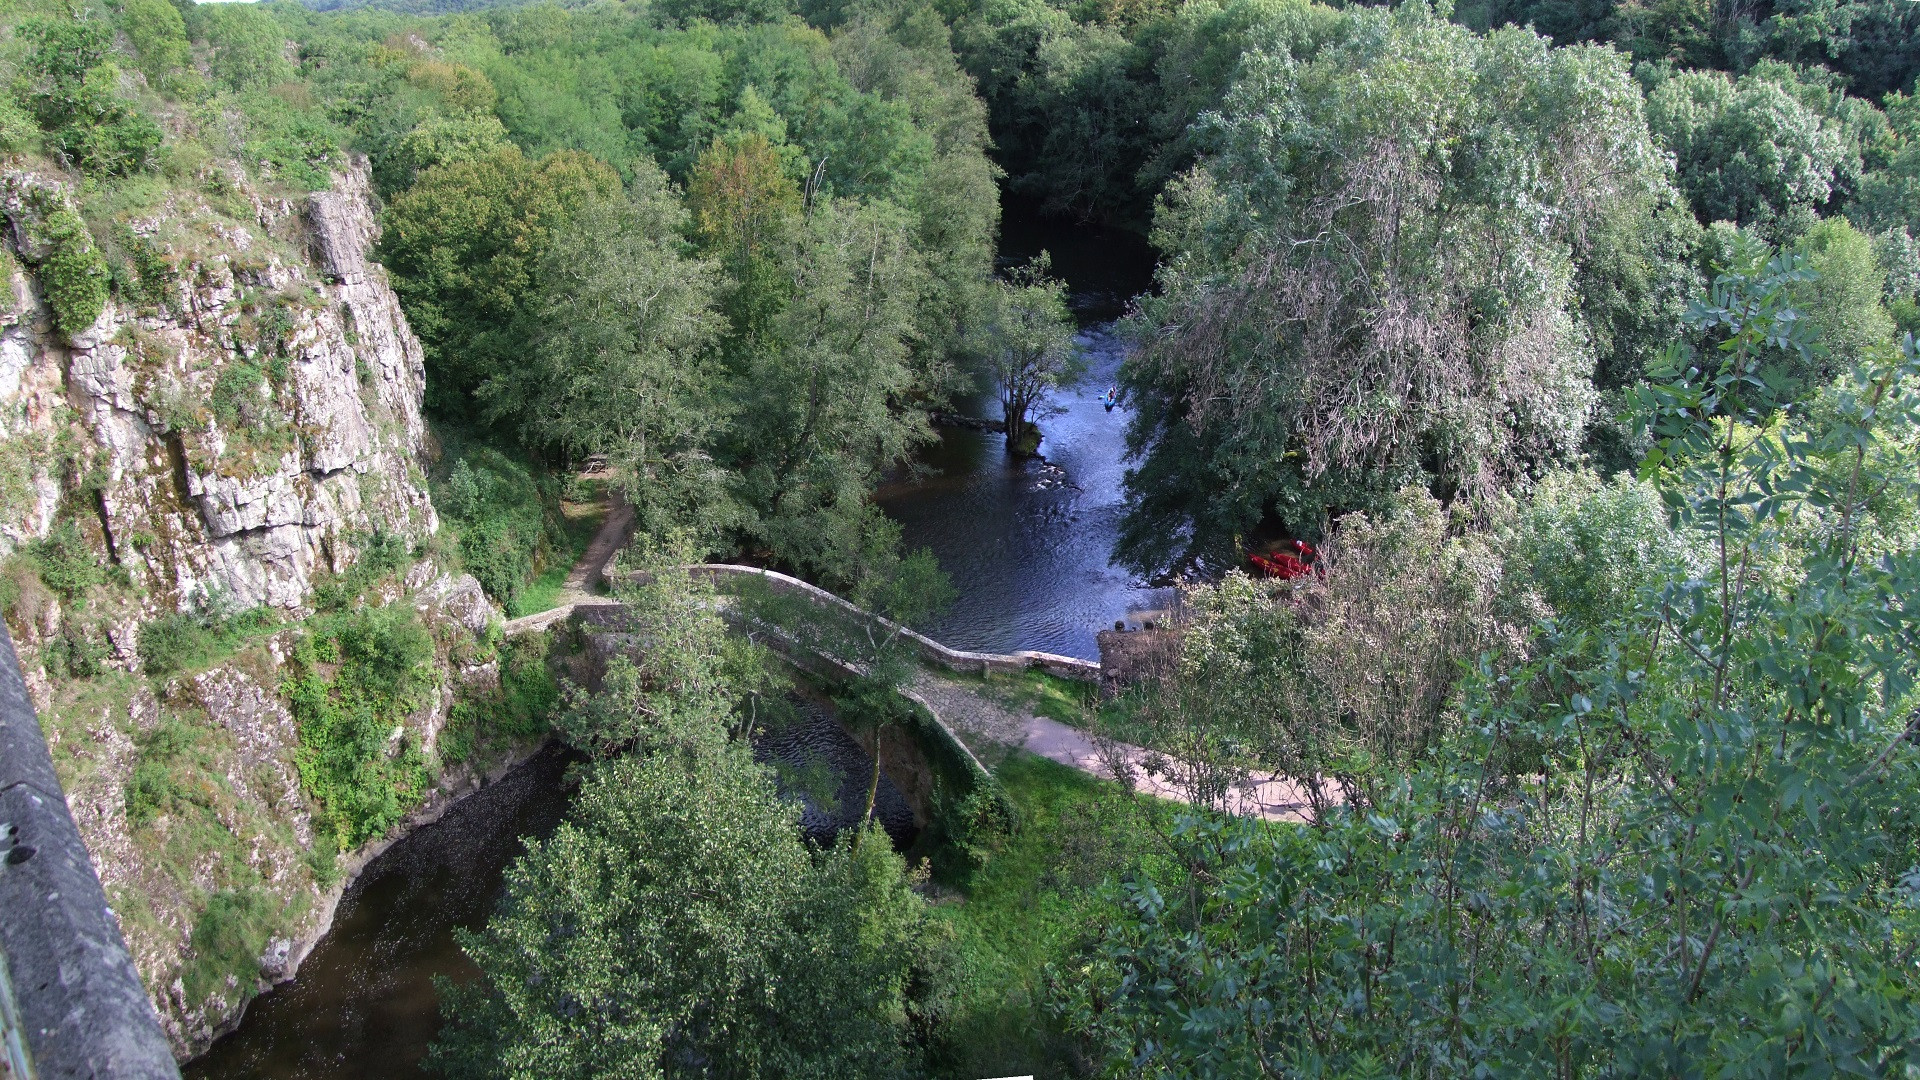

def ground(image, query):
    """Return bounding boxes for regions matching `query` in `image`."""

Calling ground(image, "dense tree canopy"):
[1064,255,1920,1080]
[431,747,931,1080]
[226,0,1005,589]
[19,0,1920,1075]
[1114,6,1661,573]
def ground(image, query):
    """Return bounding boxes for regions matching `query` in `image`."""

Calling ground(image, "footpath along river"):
[186,197,1160,1077]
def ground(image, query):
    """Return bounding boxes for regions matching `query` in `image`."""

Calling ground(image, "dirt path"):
[559,488,635,602]
[500,490,633,637]
[913,671,1314,822]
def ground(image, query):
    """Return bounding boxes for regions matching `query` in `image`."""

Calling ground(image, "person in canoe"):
[1249,539,1317,580]
[1101,385,1118,412]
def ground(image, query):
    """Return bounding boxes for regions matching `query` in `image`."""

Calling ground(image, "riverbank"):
[185,741,577,1078]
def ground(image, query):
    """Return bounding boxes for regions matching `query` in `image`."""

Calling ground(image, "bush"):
[310,531,413,612]
[108,225,177,310]
[31,519,105,599]
[21,18,161,177]
[124,717,203,825]
[432,450,559,613]
[183,888,275,1003]
[288,605,437,849]
[246,105,342,192]
[138,605,278,677]
[42,623,107,679]
[935,786,1018,879]
[439,636,558,764]
[120,0,189,82]
[138,612,216,676]
[35,208,112,337]
[194,4,292,93]
[210,362,272,428]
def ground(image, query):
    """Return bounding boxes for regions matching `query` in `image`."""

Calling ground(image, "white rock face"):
[0,156,437,615]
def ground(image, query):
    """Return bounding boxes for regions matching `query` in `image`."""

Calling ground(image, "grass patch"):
[430,425,593,617]
[975,668,1172,752]
[99,692,318,1013]
[438,633,560,764]
[125,714,218,824]
[138,604,281,677]
[183,887,276,1003]
[975,667,1097,727]
[925,751,1175,1079]
[287,604,437,851]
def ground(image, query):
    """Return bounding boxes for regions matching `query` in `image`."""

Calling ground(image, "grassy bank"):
[927,751,1176,1079]
[513,489,608,616]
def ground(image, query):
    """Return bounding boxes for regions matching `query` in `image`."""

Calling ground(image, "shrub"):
[138,612,216,676]
[210,362,271,429]
[108,226,176,310]
[432,451,557,613]
[124,717,202,824]
[248,108,342,192]
[35,208,112,337]
[183,888,275,1003]
[31,519,105,599]
[120,0,189,82]
[21,19,161,177]
[288,605,436,850]
[138,605,278,677]
[42,623,107,679]
[935,786,1018,879]
[195,3,292,93]
[439,637,557,764]
[310,531,413,612]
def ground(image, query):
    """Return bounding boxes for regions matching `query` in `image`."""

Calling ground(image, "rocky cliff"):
[0,155,533,1059]
[0,155,436,648]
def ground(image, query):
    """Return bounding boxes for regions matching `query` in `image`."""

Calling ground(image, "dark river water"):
[186,198,1159,1077]
[879,200,1168,660]
[185,745,582,1080]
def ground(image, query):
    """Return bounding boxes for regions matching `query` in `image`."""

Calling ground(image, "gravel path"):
[500,491,634,637]
[559,488,634,602]
[912,671,1313,822]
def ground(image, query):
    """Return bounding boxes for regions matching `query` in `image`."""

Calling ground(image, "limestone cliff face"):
[0,154,436,645]
[0,157,518,1060]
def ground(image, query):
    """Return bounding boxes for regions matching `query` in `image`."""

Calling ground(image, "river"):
[184,745,582,1080]
[879,198,1168,660]
[185,198,1158,1077]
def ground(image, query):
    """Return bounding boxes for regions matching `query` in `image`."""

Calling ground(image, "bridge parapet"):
[0,622,181,1079]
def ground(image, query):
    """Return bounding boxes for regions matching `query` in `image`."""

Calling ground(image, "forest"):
[1,0,1918,1072]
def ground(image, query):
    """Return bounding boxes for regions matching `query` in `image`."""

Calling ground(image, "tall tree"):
[984,253,1082,455]
[487,167,729,534]
[727,198,932,585]
[379,145,621,414]
[1118,8,1664,573]
[429,747,930,1080]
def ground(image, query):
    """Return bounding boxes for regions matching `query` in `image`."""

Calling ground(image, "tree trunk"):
[862,724,883,822]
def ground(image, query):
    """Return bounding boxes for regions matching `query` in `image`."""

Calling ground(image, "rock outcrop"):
[0,156,521,1060]
[0,155,436,636]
